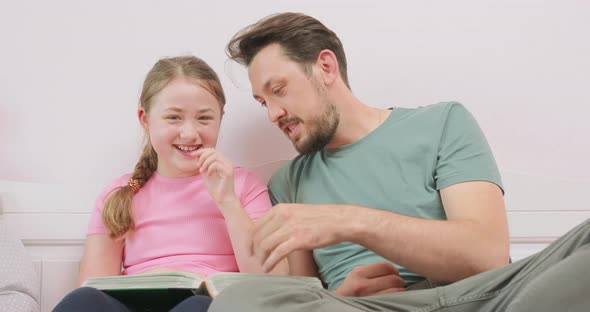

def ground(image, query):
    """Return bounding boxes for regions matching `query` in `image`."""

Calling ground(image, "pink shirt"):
[87,167,271,276]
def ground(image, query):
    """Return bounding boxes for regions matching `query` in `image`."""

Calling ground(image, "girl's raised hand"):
[194,148,239,212]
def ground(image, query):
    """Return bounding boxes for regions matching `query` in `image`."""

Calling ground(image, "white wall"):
[1,1,589,311]
[2,0,589,184]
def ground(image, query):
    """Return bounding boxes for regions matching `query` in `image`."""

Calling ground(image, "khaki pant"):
[210,218,590,312]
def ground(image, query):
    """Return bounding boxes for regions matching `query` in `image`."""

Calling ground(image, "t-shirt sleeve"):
[236,168,273,220]
[87,175,130,235]
[434,102,504,192]
[268,164,292,205]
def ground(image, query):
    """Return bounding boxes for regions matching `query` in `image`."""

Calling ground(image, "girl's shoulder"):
[96,173,133,201]
[107,172,133,189]
[232,166,267,191]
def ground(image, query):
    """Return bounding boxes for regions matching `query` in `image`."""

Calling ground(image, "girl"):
[53,56,287,312]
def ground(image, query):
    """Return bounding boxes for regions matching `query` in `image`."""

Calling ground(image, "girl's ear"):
[138,108,149,131]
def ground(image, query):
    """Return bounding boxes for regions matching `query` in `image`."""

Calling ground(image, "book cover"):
[82,271,323,310]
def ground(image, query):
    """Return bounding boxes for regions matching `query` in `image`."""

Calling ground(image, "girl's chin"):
[162,166,201,178]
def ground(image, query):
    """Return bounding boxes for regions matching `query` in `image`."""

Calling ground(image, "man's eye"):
[273,87,285,95]
[260,101,267,108]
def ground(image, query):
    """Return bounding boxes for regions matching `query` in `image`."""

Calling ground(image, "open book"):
[82,271,322,310]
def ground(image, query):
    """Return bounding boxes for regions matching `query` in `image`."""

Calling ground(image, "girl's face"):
[139,78,222,178]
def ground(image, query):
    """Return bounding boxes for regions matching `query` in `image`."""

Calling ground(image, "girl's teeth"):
[177,145,198,152]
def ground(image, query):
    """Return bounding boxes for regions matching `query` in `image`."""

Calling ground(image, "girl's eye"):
[166,115,181,120]
[198,116,213,121]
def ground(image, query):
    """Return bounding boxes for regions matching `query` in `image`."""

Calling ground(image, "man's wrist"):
[336,205,370,243]
[340,204,380,245]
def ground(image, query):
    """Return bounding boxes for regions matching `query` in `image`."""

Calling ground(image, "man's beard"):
[292,79,340,154]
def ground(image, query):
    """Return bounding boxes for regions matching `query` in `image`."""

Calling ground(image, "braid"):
[102,143,158,238]
[130,143,158,188]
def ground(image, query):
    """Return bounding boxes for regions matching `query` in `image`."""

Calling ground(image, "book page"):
[206,273,323,298]
[82,271,205,290]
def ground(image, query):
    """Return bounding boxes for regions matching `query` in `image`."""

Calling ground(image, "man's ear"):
[316,49,339,86]
[138,108,149,131]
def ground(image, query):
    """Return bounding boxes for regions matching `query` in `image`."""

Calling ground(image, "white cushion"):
[0,220,40,312]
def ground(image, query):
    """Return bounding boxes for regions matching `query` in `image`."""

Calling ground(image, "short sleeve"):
[235,168,272,220]
[435,103,503,192]
[87,174,130,235]
[268,164,292,205]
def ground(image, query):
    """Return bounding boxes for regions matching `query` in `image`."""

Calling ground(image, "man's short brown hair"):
[226,12,350,89]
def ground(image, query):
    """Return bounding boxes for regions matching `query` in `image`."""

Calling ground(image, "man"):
[210,12,590,312]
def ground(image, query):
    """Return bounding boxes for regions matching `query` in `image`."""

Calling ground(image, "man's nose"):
[267,101,286,124]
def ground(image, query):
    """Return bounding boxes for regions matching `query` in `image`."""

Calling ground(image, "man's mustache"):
[278,117,303,129]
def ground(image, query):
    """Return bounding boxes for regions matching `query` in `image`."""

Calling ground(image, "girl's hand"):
[195,148,239,213]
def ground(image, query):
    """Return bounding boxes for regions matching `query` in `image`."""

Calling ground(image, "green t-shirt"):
[268,102,503,290]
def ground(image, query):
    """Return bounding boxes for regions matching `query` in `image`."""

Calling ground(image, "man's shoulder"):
[391,101,470,132]
[267,153,315,193]
[407,101,466,118]
[269,155,307,182]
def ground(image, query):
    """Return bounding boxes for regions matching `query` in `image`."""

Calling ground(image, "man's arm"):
[252,180,509,283]
[352,180,509,282]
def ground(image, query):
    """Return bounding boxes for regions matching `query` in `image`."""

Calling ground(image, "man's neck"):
[326,90,389,148]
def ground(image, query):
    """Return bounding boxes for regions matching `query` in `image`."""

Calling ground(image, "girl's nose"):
[180,122,201,140]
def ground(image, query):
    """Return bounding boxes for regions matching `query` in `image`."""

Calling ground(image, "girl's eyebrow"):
[164,107,183,112]
[197,108,214,113]
[164,107,215,113]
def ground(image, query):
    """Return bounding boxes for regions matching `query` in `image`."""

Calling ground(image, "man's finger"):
[355,262,399,279]
[255,221,290,266]
[251,211,283,247]
[262,236,297,273]
[362,273,405,295]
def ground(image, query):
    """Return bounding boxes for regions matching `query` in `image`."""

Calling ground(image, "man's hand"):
[333,262,406,297]
[250,203,353,272]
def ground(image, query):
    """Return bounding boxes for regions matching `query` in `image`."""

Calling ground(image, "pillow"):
[0,220,40,312]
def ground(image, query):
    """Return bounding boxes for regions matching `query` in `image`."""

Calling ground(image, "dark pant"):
[52,287,212,312]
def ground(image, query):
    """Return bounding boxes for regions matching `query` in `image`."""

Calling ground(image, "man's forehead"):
[254,43,287,62]
[248,44,301,90]
[248,56,282,89]
[249,45,286,73]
